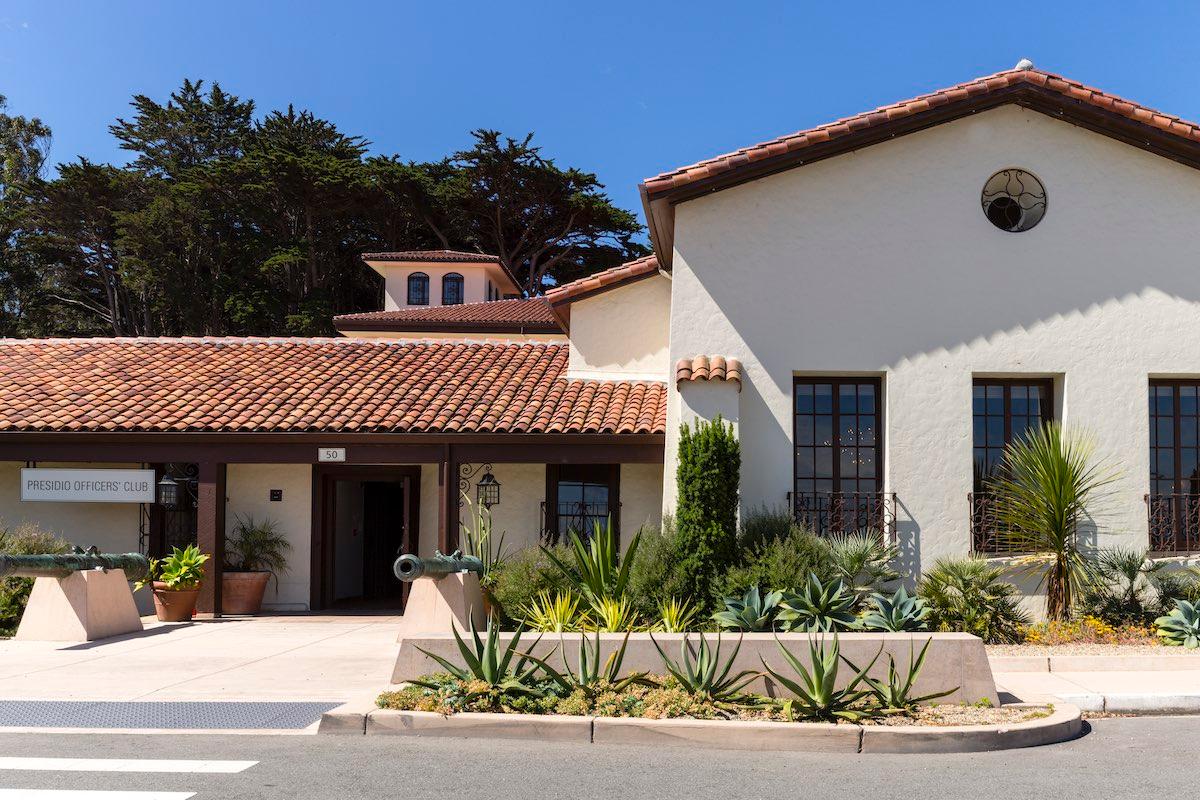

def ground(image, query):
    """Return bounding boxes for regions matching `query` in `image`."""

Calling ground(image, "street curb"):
[1055,692,1200,714]
[990,654,1200,673]
[321,703,1082,753]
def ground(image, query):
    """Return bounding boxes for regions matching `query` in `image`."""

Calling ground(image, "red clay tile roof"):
[640,65,1200,267]
[333,298,564,334]
[361,250,500,264]
[543,255,661,306]
[675,356,742,390]
[0,339,665,435]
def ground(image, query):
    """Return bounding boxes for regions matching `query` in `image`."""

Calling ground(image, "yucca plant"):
[460,495,507,589]
[655,597,699,633]
[853,638,958,711]
[590,596,639,632]
[542,520,641,606]
[760,634,882,722]
[917,556,1029,644]
[1155,599,1200,648]
[412,618,546,698]
[776,574,858,632]
[859,586,930,632]
[990,422,1116,621]
[650,632,759,708]
[712,585,784,631]
[523,590,587,632]
[826,532,899,605]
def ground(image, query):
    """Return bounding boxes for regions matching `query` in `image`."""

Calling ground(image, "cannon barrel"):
[0,550,150,581]
[393,550,483,583]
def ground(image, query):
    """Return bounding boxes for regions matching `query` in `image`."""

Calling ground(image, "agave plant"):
[590,596,639,632]
[523,590,587,632]
[858,586,930,632]
[776,574,858,632]
[535,631,651,698]
[655,597,699,633]
[853,638,958,711]
[411,618,546,697]
[760,633,882,722]
[650,632,759,708]
[712,585,784,631]
[1155,599,1200,648]
[542,520,641,605]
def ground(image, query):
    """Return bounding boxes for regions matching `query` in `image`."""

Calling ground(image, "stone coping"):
[992,653,1200,672]
[319,702,1081,753]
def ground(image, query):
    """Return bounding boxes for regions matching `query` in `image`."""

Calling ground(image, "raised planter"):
[320,703,1082,753]
[221,571,271,615]
[394,631,999,706]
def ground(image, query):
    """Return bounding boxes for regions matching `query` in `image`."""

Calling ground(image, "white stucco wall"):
[620,463,664,534]
[667,104,1200,578]
[567,274,672,380]
[225,464,313,611]
[0,461,141,553]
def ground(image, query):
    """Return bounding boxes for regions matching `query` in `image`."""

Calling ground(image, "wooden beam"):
[195,462,226,617]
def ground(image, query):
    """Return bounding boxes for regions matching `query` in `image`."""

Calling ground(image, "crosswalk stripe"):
[0,791,195,799]
[0,757,256,774]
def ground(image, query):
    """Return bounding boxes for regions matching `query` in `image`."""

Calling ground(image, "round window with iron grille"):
[981,169,1046,232]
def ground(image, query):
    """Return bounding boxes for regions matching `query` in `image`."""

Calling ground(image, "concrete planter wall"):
[393,631,999,706]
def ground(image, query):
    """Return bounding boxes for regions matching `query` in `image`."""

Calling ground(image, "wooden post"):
[437,445,460,554]
[196,462,227,616]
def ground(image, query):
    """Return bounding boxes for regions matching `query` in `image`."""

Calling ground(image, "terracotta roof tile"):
[642,66,1200,197]
[361,250,499,263]
[0,339,665,435]
[675,355,742,390]
[333,298,564,333]
[543,255,661,306]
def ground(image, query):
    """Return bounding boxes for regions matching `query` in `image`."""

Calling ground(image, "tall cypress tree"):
[673,416,740,610]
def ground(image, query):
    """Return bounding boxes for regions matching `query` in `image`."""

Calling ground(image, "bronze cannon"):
[0,545,150,582]
[392,550,483,582]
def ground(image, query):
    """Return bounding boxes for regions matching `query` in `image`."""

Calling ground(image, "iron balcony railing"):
[1146,494,1200,553]
[968,491,1016,554]
[793,491,896,542]
[540,501,620,546]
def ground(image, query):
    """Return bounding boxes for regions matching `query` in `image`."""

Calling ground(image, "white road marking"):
[0,757,256,773]
[0,791,195,799]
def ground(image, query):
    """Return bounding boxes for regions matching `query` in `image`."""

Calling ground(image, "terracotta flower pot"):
[151,581,200,622]
[221,571,271,615]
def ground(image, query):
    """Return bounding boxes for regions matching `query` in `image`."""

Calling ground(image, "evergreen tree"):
[673,416,741,611]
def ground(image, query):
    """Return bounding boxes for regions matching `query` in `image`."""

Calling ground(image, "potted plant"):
[222,515,291,615]
[136,545,208,622]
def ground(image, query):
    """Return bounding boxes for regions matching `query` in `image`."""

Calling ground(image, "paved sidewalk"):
[0,614,400,703]
[995,668,1200,712]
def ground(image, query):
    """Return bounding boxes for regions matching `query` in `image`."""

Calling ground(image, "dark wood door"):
[362,481,406,603]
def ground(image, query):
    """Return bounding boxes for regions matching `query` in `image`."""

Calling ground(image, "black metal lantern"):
[476,471,501,508]
[156,474,180,509]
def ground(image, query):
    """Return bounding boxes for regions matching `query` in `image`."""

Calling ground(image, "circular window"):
[981,169,1047,232]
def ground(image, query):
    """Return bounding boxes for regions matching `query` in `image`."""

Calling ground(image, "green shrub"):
[736,506,800,551]
[489,545,573,626]
[917,557,1029,644]
[626,519,694,619]
[825,533,899,606]
[715,523,832,600]
[1079,547,1172,626]
[0,522,70,637]
[674,417,740,613]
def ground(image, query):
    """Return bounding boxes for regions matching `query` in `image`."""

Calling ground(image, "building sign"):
[20,468,156,503]
[318,447,346,463]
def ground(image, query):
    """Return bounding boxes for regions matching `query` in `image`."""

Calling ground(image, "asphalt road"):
[0,716,1192,799]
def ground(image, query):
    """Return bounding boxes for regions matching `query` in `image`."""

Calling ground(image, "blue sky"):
[2,1,1200,221]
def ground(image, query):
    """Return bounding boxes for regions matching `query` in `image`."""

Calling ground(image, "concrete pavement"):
[996,668,1200,712]
[0,717,1196,799]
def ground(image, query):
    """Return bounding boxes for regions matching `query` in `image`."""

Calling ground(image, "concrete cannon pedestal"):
[15,569,144,642]
[395,573,485,641]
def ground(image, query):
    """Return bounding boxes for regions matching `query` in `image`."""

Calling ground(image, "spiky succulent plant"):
[650,632,759,707]
[859,586,930,632]
[1156,599,1200,648]
[712,585,784,631]
[776,573,858,632]
[412,618,546,698]
[760,633,882,722]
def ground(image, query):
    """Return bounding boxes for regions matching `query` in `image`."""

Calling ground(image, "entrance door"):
[313,466,420,611]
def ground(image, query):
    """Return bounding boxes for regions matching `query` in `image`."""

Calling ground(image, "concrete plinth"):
[395,573,485,641]
[15,569,143,642]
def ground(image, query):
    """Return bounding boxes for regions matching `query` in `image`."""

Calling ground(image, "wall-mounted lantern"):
[156,474,180,509]
[476,470,501,509]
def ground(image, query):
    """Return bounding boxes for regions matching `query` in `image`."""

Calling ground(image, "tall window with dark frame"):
[442,273,464,305]
[792,379,888,538]
[970,379,1052,552]
[1148,382,1200,552]
[542,465,619,546]
[407,272,429,306]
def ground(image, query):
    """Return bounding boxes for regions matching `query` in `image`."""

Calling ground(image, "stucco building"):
[3,62,1199,613]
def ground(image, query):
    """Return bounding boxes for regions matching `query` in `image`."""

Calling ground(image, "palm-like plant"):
[917,557,1029,644]
[225,515,291,576]
[776,574,858,632]
[411,618,545,698]
[760,634,882,722]
[854,638,958,711]
[859,586,930,632]
[650,632,759,708]
[990,422,1116,620]
[825,533,899,605]
[712,585,784,631]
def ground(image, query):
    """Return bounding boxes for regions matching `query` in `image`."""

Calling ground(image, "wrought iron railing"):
[793,491,895,542]
[1146,493,1200,553]
[968,491,1016,554]
[540,501,620,546]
